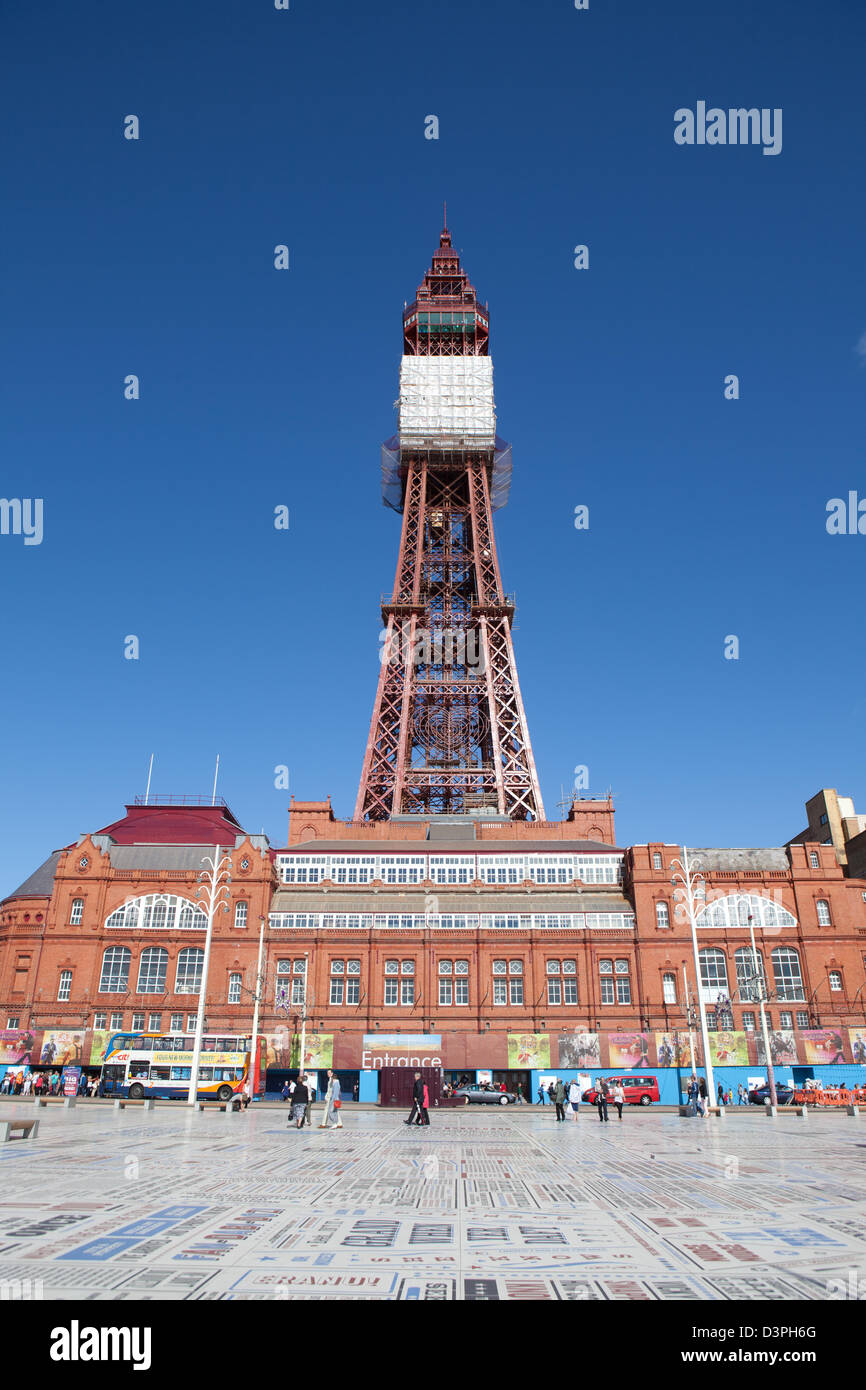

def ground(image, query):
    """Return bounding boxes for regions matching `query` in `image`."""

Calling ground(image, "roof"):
[692,848,790,872]
[94,803,244,847]
[2,851,63,904]
[108,845,237,872]
[278,839,621,856]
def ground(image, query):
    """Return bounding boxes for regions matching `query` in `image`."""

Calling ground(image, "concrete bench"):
[847,1105,861,1117]
[32,1097,48,1108]
[113,1099,155,1112]
[0,1118,39,1142]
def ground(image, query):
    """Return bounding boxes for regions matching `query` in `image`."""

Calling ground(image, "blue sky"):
[2,0,865,894]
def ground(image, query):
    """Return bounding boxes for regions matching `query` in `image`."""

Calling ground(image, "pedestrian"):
[406,1071,424,1126]
[290,1075,308,1129]
[304,1072,315,1127]
[698,1074,708,1117]
[320,1068,343,1129]
[547,1082,556,1106]
[417,1079,430,1127]
[737,1084,745,1106]
[22,1072,33,1096]
[553,1078,566,1122]
[596,1079,609,1124]
[280,1080,291,1103]
[717,1083,724,1108]
[568,1078,581,1119]
[537,1084,545,1105]
[612,1080,625,1120]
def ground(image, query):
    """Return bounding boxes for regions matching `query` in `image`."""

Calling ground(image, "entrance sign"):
[361,1034,442,1069]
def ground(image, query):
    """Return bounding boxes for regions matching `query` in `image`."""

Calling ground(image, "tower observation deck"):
[355,220,545,822]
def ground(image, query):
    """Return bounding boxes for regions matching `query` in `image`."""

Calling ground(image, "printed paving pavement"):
[0,1103,863,1301]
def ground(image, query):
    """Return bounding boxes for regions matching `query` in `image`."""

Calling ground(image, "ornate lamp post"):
[186,846,231,1105]
[670,848,717,1109]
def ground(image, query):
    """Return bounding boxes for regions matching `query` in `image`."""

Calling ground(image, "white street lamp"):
[671,847,717,1112]
[746,912,778,1108]
[248,916,266,1101]
[187,845,231,1106]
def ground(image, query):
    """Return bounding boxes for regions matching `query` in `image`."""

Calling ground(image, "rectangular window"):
[546,959,560,975]
[170,1014,183,1032]
[563,980,578,1005]
[742,1012,756,1031]
[145,1013,159,1031]
[6,1017,20,1029]
[779,1011,793,1028]
[600,979,615,1005]
[599,959,613,974]
[509,960,523,975]
[796,1011,809,1029]
[228,974,242,1004]
[385,960,399,975]
[492,959,507,975]
[330,980,344,1005]
[547,980,562,1006]
[70,899,84,925]
[439,980,453,1006]
[509,981,524,1006]
[829,971,842,992]
[401,981,415,1006]
[662,973,677,1004]
[57,970,72,1001]
[234,902,248,929]
[187,1015,198,1031]
[616,979,631,1005]
[346,979,360,1005]
[384,980,398,1006]
[110,1013,123,1030]
[132,1013,144,1031]
[816,901,831,926]
[455,979,469,1006]
[493,980,507,1005]
[401,961,415,976]
[93,1012,106,1029]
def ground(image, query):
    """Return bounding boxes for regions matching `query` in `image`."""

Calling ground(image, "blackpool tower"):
[355,219,545,822]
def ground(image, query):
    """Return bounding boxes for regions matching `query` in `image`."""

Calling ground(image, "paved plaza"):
[0,1102,863,1301]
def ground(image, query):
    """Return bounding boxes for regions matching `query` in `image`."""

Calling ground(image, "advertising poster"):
[707,1031,748,1066]
[848,1029,866,1066]
[558,1031,600,1069]
[0,1029,38,1065]
[607,1032,650,1069]
[263,1029,294,1070]
[39,1030,85,1066]
[801,1029,847,1065]
[62,1066,81,1097]
[507,1033,550,1069]
[754,1029,798,1066]
[89,1029,111,1066]
[291,1034,334,1070]
[654,1031,694,1068]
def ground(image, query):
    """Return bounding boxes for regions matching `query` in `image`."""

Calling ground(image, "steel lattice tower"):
[355,220,545,822]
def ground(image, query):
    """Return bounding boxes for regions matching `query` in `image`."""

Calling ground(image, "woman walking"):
[320,1068,343,1129]
[612,1080,625,1120]
[289,1076,308,1129]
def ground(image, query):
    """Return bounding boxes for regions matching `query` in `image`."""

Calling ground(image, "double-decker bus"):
[99,1031,264,1102]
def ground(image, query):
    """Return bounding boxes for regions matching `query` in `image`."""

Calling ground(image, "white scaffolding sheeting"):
[397,356,496,445]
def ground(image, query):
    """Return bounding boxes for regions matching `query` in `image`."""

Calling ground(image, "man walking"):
[320,1069,343,1128]
[405,1071,424,1126]
[596,1078,609,1123]
[697,1074,708,1117]
[553,1078,566,1122]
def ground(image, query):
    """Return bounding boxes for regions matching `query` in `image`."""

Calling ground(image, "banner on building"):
[507,1033,550,1069]
[848,1029,866,1065]
[558,1031,600,1069]
[707,1031,748,1066]
[654,1031,695,1068]
[89,1029,112,1066]
[292,1034,334,1071]
[361,1034,442,1069]
[0,1029,38,1065]
[62,1066,80,1097]
[38,1030,85,1066]
[607,1032,650,1069]
[800,1029,847,1064]
[754,1029,798,1066]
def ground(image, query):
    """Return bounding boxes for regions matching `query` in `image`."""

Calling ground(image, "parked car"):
[748,1083,794,1106]
[581,1075,660,1106]
[455,1083,515,1106]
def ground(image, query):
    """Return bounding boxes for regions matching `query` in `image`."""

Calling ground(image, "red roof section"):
[95,803,244,846]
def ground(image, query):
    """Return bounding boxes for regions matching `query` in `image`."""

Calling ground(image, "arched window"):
[695,893,797,934]
[99,946,131,994]
[137,947,168,994]
[734,946,765,1001]
[175,948,205,995]
[772,947,805,1001]
[698,948,728,998]
[655,901,670,929]
[105,894,207,932]
[652,852,662,870]
[816,899,831,926]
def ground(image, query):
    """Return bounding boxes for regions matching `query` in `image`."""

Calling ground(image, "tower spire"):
[354,230,544,821]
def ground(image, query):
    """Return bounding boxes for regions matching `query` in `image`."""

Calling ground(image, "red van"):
[581,1075,660,1106]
